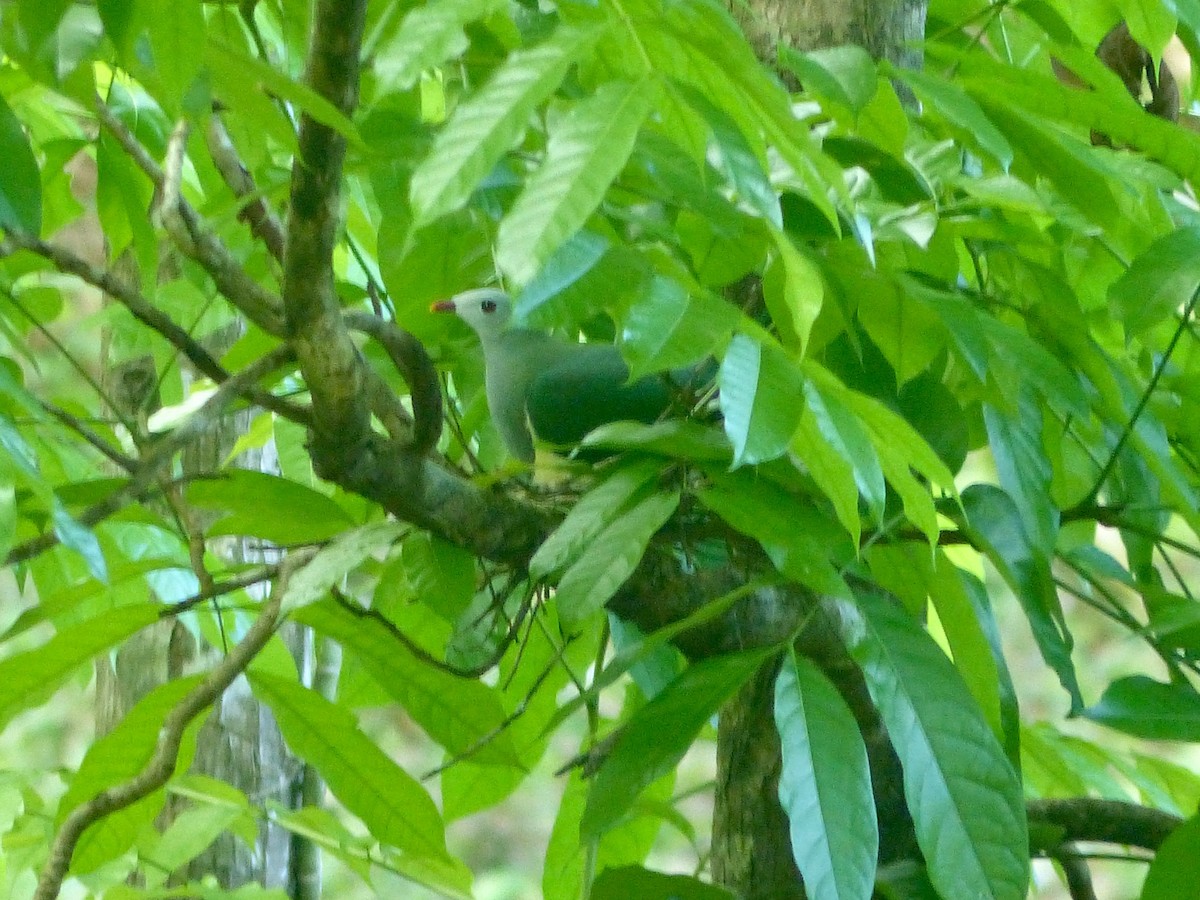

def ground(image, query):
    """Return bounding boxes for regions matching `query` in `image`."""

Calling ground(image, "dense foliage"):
[1,0,1200,898]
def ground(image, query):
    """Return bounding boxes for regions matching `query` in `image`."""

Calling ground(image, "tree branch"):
[33,565,292,900]
[92,97,287,335]
[1028,798,1182,852]
[280,0,370,447]
[5,346,297,567]
[205,113,287,263]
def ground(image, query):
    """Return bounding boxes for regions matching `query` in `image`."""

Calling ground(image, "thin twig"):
[5,346,297,567]
[1083,283,1200,507]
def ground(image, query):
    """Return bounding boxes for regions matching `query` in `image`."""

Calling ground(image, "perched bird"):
[432,288,674,463]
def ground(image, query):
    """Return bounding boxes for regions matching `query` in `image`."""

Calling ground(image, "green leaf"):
[791,407,861,545]
[621,277,737,381]
[497,79,656,284]
[581,420,733,462]
[767,229,825,354]
[140,803,245,881]
[249,672,452,862]
[956,48,1200,187]
[1110,226,1200,335]
[375,0,507,92]
[1085,676,1200,741]
[719,333,806,467]
[580,648,773,837]
[52,498,108,581]
[294,599,521,765]
[803,378,885,524]
[0,603,160,732]
[592,866,735,900]
[892,68,1012,167]
[281,521,406,613]
[699,471,851,599]
[977,99,1119,227]
[206,39,362,147]
[928,555,1007,751]
[530,457,664,579]
[775,650,877,900]
[1141,812,1200,900]
[0,95,42,236]
[984,392,1059,552]
[146,1,206,107]
[849,590,1029,900]
[410,25,601,226]
[781,45,878,114]
[186,471,355,543]
[961,484,1083,711]
[673,83,780,225]
[554,489,680,631]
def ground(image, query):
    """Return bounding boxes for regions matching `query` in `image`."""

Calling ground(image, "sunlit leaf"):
[497,79,656,283]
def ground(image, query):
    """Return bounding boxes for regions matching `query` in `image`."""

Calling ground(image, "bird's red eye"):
[482,299,497,313]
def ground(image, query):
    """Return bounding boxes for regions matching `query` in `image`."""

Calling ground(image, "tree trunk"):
[708,2,928,896]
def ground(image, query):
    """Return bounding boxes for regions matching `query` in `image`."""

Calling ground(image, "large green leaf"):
[592,866,735,899]
[984,392,1059,552]
[249,672,454,863]
[620,277,737,381]
[294,599,521,765]
[775,650,877,900]
[409,25,602,226]
[185,471,356,544]
[1085,676,1200,741]
[699,470,852,599]
[554,488,680,631]
[849,590,1029,900]
[580,648,773,837]
[145,1,205,108]
[719,333,806,467]
[1141,812,1200,900]
[280,521,406,613]
[802,377,885,524]
[0,95,42,236]
[0,603,160,731]
[497,78,656,283]
[892,67,1011,167]
[529,457,664,579]
[766,229,825,354]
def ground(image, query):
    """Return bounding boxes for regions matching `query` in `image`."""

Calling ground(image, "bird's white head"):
[431,288,514,342]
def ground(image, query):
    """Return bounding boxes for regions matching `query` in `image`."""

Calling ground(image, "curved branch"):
[1028,798,1182,852]
[33,570,290,900]
[344,312,443,455]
